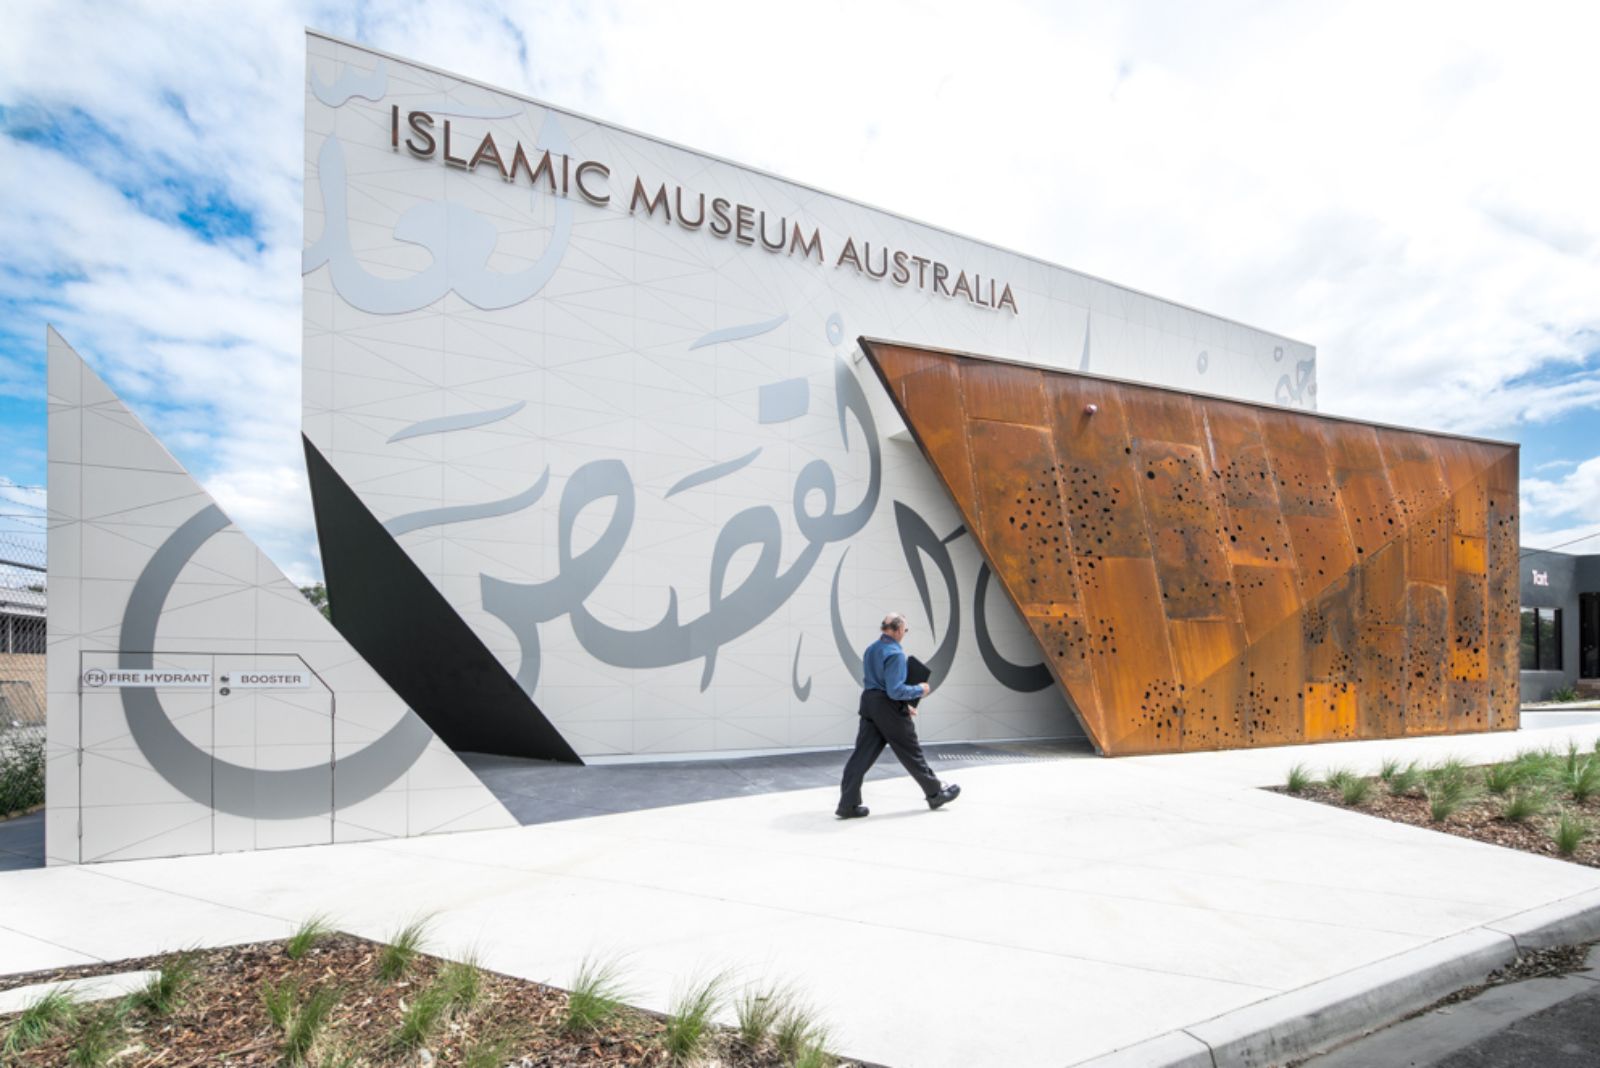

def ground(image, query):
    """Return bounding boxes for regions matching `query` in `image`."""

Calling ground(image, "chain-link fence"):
[0,524,45,814]
[0,529,45,736]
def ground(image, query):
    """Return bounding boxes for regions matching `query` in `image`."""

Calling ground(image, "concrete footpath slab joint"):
[1064,1028,1216,1068]
[1073,929,1519,1068]
[1483,885,1600,952]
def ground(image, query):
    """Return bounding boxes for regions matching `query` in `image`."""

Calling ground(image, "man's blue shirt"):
[862,635,924,702]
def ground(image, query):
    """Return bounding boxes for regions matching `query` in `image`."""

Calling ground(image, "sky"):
[1,0,1597,582]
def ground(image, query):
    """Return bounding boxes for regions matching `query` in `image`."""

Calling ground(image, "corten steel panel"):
[862,338,1522,756]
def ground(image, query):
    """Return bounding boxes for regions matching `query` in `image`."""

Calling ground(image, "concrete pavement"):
[4,719,1600,1067]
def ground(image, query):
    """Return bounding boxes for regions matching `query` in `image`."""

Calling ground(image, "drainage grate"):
[931,752,1062,764]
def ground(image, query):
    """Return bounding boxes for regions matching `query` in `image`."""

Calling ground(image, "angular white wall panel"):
[45,328,514,864]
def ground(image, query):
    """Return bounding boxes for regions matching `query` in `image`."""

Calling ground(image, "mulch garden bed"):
[1271,765,1600,869]
[0,934,862,1067]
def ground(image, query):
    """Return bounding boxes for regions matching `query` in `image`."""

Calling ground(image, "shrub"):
[378,916,432,982]
[1550,685,1579,703]
[0,732,45,816]
[285,914,336,960]
[564,955,631,1034]
[1285,763,1312,794]
[1554,812,1590,857]
[663,972,726,1064]
[4,988,76,1053]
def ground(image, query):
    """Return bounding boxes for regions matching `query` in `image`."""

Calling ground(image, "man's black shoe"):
[928,783,961,810]
[835,804,870,819]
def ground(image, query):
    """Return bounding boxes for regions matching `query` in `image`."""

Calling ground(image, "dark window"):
[1582,593,1598,679]
[1520,606,1562,671]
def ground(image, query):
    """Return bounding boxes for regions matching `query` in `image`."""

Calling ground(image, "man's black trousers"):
[838,689,942,808]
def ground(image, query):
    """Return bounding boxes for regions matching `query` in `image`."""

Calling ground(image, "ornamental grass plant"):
[3,989,76,1053]
[564,955,632,1034]
[663,972,727,1064]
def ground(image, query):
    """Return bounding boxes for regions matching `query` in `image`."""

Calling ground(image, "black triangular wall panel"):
[304,436,581,764]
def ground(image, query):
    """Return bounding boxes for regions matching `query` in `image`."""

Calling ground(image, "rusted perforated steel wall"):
[862,339,1520,756]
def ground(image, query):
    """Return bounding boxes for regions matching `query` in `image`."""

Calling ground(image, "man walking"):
[836,612,961,819]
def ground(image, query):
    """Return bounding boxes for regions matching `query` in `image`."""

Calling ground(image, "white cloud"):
[1,0,1597,575]
[1522,455,1600,551]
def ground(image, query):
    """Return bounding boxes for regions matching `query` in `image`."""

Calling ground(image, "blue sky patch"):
[0,102,262,248]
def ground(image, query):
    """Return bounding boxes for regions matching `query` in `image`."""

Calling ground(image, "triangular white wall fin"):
[45,327,514,864]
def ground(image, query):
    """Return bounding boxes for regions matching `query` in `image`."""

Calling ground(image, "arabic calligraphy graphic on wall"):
[301,33,1314,756]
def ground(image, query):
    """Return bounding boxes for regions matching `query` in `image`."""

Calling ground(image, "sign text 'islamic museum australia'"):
[391,107,1021,315]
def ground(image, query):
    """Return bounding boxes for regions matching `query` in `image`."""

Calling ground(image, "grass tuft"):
[262,979,295,1030]
[1554,811,1590,857]
[320,1042,362,1068]
[774,999,830,1064]
[1285,763,1313,794]
[1482,761,1530,796]
[441,954,484,1009]
[285,914,337,960]
[1500,788,1549,824]
[663,972,727,1064]
[392,981,452,1050]
[1560,753,1600,803]
[67,1007,118,1068]
[793,1041,837,1068]
[377,916,432,982]
[1423,760,1476,822]
[287,984,341,1065]
[564,955,631,1034]
[123,950,199,1017]
[1378,757,1401,782]
[735,982,789,1048]
[1386,761,1424,797]
[267,982,341,1065]
[1325,767,1371,806]
[462,1035,513,1068]
[4,988,77,1053]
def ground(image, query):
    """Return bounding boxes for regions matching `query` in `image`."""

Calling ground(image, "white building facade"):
[301,32,1316,759]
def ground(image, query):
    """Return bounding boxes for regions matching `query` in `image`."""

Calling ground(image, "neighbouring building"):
[1518,549,1600,701]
